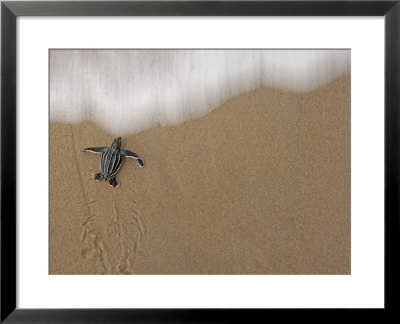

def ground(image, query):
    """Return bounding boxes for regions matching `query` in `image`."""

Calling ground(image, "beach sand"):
[50,75,350,274]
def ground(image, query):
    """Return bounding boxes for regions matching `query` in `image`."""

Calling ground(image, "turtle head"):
[111,137,122,149]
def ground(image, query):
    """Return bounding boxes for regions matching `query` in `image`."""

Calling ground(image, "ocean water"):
[50,49,350,135]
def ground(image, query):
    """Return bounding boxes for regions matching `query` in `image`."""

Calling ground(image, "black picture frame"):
[1,1,399,322]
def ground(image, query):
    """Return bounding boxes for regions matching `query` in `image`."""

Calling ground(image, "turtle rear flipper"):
[94,172,103,181]
[109,176,119,188]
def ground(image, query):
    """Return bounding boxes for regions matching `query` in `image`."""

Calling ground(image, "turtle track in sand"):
[71,125,145,274]
[70,125,112,274]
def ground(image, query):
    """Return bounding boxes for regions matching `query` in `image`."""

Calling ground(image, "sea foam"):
[50,49,350,135]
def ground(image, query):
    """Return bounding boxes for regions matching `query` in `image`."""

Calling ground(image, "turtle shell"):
[101,147,122,179]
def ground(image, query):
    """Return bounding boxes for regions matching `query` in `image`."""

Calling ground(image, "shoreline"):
[50,49,351,135]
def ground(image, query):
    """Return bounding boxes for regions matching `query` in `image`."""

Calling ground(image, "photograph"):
[49,49,351,275]
[3,0,399,320]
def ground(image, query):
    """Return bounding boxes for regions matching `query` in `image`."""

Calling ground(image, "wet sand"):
[50,75,350,274]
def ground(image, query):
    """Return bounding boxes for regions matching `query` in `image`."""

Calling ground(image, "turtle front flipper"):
[109,176,119,188]
[121,149,144,168]
[81,146,108,154]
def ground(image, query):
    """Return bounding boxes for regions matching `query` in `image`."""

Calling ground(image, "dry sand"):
[50,75,350,274]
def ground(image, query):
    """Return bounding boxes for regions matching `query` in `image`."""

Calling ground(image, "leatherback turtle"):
[81,137,144,188]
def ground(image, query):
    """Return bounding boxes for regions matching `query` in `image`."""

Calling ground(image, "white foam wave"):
[50,49,350,135]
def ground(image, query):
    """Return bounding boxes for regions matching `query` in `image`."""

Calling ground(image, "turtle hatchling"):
[81,137,144,188]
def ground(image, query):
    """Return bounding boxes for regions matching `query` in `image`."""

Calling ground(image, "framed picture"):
[1,0,399,322]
